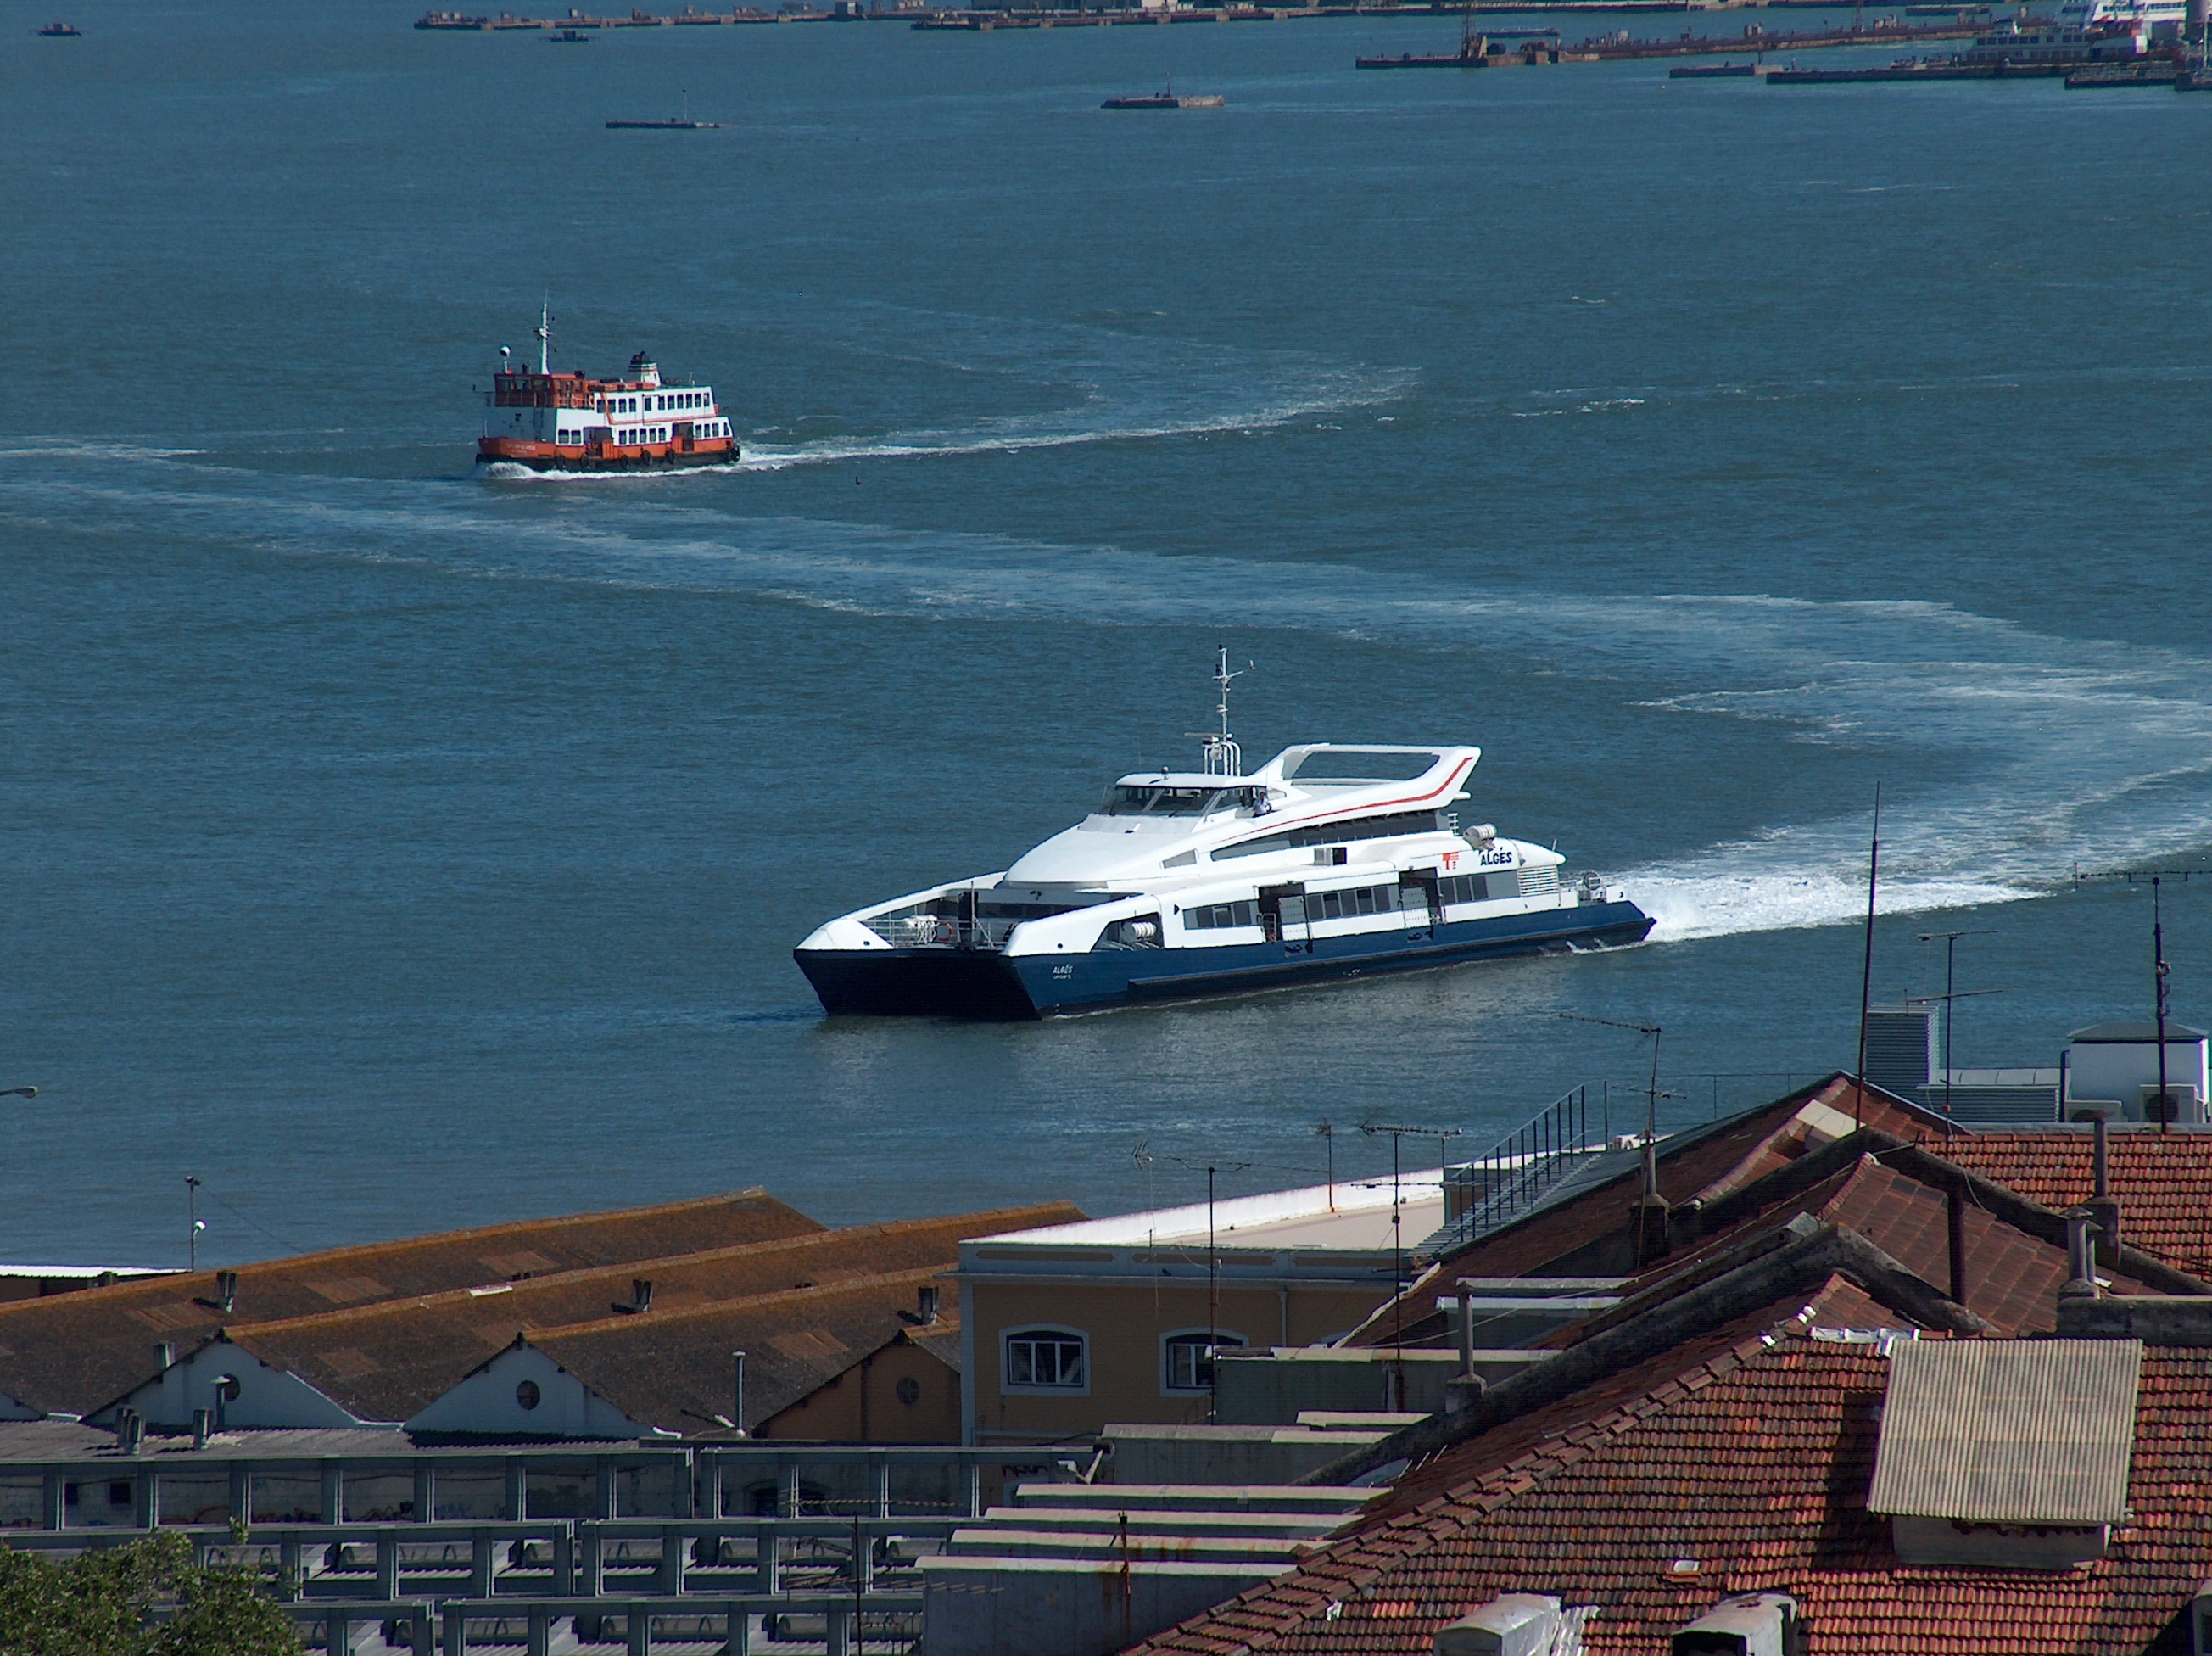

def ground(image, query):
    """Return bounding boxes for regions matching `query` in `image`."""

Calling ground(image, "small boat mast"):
[1187,646,1245,776]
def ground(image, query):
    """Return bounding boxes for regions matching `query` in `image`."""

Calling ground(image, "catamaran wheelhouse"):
[476,304,739,473]
[794,656,1654,1019]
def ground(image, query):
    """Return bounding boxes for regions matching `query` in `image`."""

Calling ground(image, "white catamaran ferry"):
[795,657,1654,1019]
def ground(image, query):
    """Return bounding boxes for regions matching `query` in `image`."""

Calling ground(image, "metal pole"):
[186,1176,201,1272]
[1207,1166,1218,1423]
[1855,784,1882,1127]
[1945,933,1956,1125]
[2155,876,2172,1133]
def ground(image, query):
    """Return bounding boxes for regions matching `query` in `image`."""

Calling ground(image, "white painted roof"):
[968,1171,1446,1254]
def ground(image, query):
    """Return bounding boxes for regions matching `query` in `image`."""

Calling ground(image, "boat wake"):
[11,456,2211,950]
[730,305,1410,469]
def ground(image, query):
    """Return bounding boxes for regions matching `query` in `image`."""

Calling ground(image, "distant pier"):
[416,1,1999,28]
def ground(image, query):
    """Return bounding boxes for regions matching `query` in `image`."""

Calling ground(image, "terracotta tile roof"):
[528,1268,960,1437]
[1566,1155,2153,1345]
[169,1203,1080,1428]
[1364,1277,1884,1526]
[0,1188,822,1417]
[1126,1316,2212,1656]
[1349,1077,1945,1348]
[1931,1129,2212,1278]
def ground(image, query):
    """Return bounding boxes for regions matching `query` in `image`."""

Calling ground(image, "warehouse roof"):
[0,1188,823,1418]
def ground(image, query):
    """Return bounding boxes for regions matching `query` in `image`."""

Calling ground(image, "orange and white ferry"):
[477,305,737,473]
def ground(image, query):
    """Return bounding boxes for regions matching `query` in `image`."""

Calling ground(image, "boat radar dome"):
[628,351,662,389]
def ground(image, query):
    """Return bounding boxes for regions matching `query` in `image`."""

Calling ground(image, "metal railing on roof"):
[1427,1085,1608,1256]
[0,1442,1084,1532]
[4,1513,952,1600]
[187,1590,918,1656]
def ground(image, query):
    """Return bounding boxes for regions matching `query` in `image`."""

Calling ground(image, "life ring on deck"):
[930,917,957,945]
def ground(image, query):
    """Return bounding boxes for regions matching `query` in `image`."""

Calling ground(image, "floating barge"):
[1103,83,1226,106]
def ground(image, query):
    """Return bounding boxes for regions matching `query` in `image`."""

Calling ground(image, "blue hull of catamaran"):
[795,898,1654,1021]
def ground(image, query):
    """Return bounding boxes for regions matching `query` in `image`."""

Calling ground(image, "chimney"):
[2061,1208,2103,1303]
[631,1278,653,1314]
[215,1270,237,1316]
[116,1407,144,1456]
[1634,1140,1672,1264]
[155,1341,176,1371]
[1457,1283,1476,1377]
[731,1350,747,1437]
[2086,1113,2123,1265]
[918,1284,941,1326]
[192,1407,213,1450]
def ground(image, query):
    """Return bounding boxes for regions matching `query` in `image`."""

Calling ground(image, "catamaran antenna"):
[537,299,552,376]
[1186,647,1246,776]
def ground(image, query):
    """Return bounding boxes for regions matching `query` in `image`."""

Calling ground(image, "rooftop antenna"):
[1360,1118,1461,1407]
[1160,1152,1253,1421]
[1184,647,1248,777]
[1908,928,1997,1134]
[1561,1013,1677,1265]
[1854,784,1882,1127]
[536,298,552,376]
[1315,1120,1336,1211]
[2156,876,2178,1133]
[2075,863,2204,1134]
[185,1175,203,1271]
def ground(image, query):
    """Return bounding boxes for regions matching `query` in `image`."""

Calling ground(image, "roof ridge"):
[0,1187,802,1318]
[215,1206,1066,1339]
[527,1263,952,1343]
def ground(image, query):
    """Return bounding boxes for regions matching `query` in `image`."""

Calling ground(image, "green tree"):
[0,1529,302,1656]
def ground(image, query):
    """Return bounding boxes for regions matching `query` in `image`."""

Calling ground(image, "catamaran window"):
[1164,1331,1246,1393]
[1215,810,1443,861]
[1438,873,1520,905]
[1005,1329,1086,1390]
[1186,899,1260,931]
[1311,885,1405,922]
[1100,785,1260,818]
[1282,749,1444,783]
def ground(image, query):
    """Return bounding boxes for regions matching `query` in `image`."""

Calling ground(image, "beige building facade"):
[955,1172,1444,1445]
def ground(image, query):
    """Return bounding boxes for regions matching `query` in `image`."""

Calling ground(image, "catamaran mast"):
[1193,646,1244,777]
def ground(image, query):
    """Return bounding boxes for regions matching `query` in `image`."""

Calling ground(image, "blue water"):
[6,0,2212,1265]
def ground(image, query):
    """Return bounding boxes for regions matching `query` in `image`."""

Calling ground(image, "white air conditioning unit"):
[2140,1083,2204,1125]
[1672,1593,1797,1656]
[1434,1594,1572,1656]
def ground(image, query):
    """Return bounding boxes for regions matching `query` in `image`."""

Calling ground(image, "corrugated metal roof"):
[1867,1338,2142,1525]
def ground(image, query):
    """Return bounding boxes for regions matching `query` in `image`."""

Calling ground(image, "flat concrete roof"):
[971,1172,1445,1256]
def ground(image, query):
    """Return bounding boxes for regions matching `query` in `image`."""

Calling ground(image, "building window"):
[1164,1331,1245,1393]
[1005,1329,1086,1390]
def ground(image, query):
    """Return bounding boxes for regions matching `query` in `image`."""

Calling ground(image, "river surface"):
[4,0,2212,1264]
